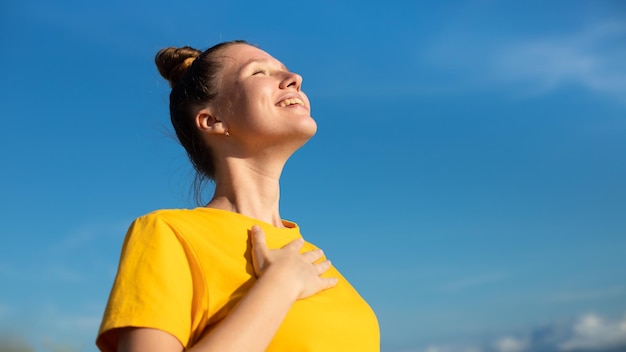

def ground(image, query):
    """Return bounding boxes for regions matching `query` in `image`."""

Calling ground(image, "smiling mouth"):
[277,98,305,108]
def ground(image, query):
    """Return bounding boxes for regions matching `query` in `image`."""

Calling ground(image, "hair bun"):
[155,46,202,87]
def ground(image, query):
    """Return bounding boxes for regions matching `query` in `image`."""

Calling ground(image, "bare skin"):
[116,43,337,351]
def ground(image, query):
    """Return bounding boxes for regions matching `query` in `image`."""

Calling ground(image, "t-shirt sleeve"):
[96,214,193,352]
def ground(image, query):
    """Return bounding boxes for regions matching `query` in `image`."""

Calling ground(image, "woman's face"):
[212,44,316,151]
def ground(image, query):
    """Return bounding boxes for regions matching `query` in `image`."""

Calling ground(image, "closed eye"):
[252,68,268,75]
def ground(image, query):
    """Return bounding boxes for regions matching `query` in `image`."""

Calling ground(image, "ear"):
[195,108,228,135]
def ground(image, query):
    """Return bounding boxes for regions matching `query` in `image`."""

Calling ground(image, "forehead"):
[218,44,285,72]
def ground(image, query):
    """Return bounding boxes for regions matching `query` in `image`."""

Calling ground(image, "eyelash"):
[252,68,268,75]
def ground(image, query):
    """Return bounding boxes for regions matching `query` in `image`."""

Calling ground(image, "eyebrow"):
[244,58,289,72]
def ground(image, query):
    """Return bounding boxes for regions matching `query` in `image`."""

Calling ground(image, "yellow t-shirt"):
[96,208,379,351]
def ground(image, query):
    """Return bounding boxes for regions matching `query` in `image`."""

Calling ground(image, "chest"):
[185,228,380,351]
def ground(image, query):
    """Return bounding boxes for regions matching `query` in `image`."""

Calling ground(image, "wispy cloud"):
[422,346,482,352]
[0,261,87,284]
[493,23,626,102]
[408,312,626,352]
[426,21,626,104]
[0,220,128,284]
[545,286,626,303]
[47,220,129,256]
[421,346,482,352]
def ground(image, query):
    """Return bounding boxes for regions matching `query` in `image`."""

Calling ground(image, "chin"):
[298,115,318,137]
[304,119,318,137]
[286,120,317,152]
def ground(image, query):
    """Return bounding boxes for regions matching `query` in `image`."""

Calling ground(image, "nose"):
[279,71,303,91]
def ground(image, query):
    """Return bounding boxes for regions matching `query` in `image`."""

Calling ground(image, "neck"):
[206,156,285,227]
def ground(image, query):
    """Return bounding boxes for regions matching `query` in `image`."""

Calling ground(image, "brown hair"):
[155,40,247,202]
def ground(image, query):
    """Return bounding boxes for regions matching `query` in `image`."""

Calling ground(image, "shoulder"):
[120,209,193,250]
[129,208,205,231]
[133,207,236,224]
[134,208,188,222]
[126,207,241,244]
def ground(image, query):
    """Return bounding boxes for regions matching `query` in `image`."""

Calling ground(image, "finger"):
[250,225,269,272]
[302,249,324,263]
[319,277,339,290]
[314,259,333,275]
[281,237,305,252]
[251,225,268,252]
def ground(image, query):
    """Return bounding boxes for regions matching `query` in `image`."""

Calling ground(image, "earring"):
[225,130,230,137]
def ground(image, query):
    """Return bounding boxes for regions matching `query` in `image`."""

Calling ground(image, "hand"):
[250,225,338,299]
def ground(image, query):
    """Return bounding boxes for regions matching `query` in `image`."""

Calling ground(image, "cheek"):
[242,84,274,112]
[223,87,253,118]
[223,81,276,124]
[226,89,268,130]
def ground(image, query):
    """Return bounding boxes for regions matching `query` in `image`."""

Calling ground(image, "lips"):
[276,94,307,109]
[277,97,304,107]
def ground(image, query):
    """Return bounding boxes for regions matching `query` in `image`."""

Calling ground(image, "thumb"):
[250,225,269,275]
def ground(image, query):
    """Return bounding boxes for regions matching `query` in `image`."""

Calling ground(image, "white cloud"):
[425,346,450,352]
[412,312,626,352]
[427,21,626,104]
[559,313,626,351]
[422,345,482,352]
[492,336,529,352]
[493,23,626,102]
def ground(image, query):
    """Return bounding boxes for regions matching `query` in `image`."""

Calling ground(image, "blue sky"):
[1,1,625,351]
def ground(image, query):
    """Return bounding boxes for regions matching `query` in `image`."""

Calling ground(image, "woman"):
[96,40,379,352]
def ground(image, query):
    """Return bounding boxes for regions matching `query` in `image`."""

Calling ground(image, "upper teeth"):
[278,98,303,107]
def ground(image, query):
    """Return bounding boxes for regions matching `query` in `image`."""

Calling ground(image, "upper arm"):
[97,214,195,351]
[118,328,184,352]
